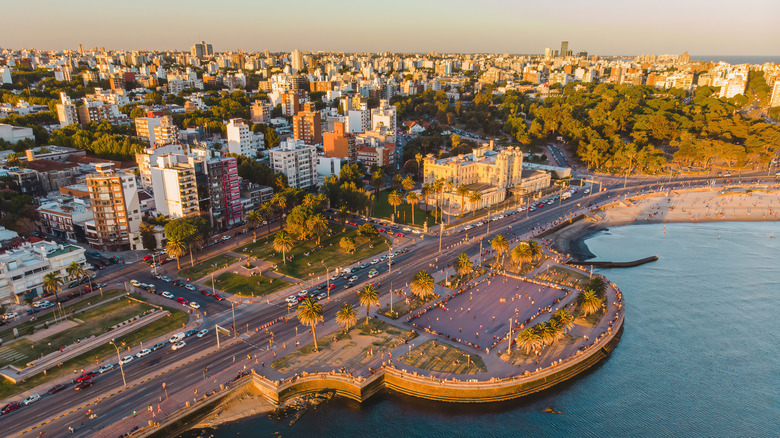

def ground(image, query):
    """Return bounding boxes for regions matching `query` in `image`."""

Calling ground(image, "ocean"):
[184,222,780,437]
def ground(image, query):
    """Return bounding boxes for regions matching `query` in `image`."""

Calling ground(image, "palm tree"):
[273,231,295,265]
[187,235,204,267]
[586,276,608,298]
[302,194,318,209]
[166,239,187,270]
[66,261,85,284]
[43,271,64,303]
[405,191,418,225]
[433,178,445,223]
[401,176,415,192]
[371,170,384,195]
[578,289,603,317]
[491,234,509,267]
[358,284,380,324]
[456,183,470,212]
[337,206,349,224]
[415,153,424,179]
[510,242,532,269]
[552,309,575,332]
[410,269,436,299]
[547,318,565,342]
[421,183,431,212]
[336,303,358,334]
[526,240,542,260]
[515,327,541,354]
[387,190,403,219]
[272,193,287,224]
[306,213,329,245]
[454,253,473,283]
[259,202,274,234]
[468,190,482,217]
[246,211,263,240]
[297,298,324,352]
[533,322,556,347]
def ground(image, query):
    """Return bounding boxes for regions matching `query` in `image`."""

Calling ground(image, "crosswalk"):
[0,346,28,366]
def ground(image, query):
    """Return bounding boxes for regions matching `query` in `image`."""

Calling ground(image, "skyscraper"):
[560,41,569,58]
[291,49,304,71]
[191,41,213,60]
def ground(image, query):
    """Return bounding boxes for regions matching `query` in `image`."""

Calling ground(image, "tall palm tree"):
[43,271,64,303]
[405,191,418,225]
[456,183,470,213]
[337,206,349,224]
[302,194,318,209]
[297,298,324,352]
[586,276,608,298]
[166,239,187,270]
[454,253,473,283]
[421,183,431,212]
[433,178,445,223]
[272,193,287,224]
[526,240,542,260]
[552,309,575,332]
[491,234,509,267]
[578,289,603,317]
[533,322,557,347]
[410,270,435,299]
[306,213,329,246]
[468,190,482,217]
[273,231,295,265]
[387,190,403,219]
[415,153,424,179]
[336,303,358,334]
[515,327,541,354]
[246,210,263,240]
[358,284,379,324]
[510,242,532,268]
[259,202,274,234]
[66,261,85,284]
[547,318,565,342]
[371,170,384,195]
[401,176,415,192]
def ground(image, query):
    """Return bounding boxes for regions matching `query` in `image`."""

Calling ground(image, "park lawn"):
[0,304,188,399]
[179,254,238,280]
[0,289,128,341]
[0,297,155,367]
[238,225,388,280]
[214,272,291,297]
[378,293,439,320]
[439,267,488,288]
[373,189,437,228]
[535,266,589,289]
[399,340,487,374]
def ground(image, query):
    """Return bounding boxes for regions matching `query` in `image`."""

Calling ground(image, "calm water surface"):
[185,222,780,438]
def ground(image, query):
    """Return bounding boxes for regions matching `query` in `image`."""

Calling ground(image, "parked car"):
[189,301,201,309]
[48,383,68,394]
[176,297,188,305]
[119,356,133,365]
[160,276,171,282]
[171,341,186,351]
[74,381,93,391]
[1,401,21,414]
[23,393,40,405]
[169,333,185,343]
[213,294,225,301]
[162,291,174,299]
[201,290,211,297]
[98,363,114,374]
[184,284,196,291]
[76,372,96,383]
[130,280,141,287]
[150,342,166,351]
[135,348,151,358]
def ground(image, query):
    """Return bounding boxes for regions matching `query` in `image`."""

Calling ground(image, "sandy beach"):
[550,186,780,260]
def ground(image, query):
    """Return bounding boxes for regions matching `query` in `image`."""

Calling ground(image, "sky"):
[2,0,779,56]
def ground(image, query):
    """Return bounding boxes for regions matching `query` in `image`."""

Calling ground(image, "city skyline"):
[2,0,778,55]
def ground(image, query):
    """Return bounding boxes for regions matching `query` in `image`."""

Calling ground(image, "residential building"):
[370,99,397,132]
[149,155,200,219]
[291,49,304,71]
[0,123,35,144]
[323,122,356,163]
[770,80,780,108]
[269,138,317,189]
[355,145,391,167]
[292,102,322,145]
[226,118,264,157]
[85,163,142,251]
[37,196,93,242]
[240,182,273,212]
[316,155,343,185]
[191,41,213,60]
[206,156,242,228]
[135,115,178,147]
[346,109,370,133]
[56,92,78,126]
[135,144,187,189]
[250,101,272,123]
[281,90,308,116]
[0,241,88,304]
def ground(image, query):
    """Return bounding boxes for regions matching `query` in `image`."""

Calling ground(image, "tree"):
[405,191,419,225]
[515,327,541,354]
[468,190,482,216]
[456,183,470,212]
[552,309,575,332]
[273,231,295,265]
[265,127,280,148]
[43,271,64,303]
[491,234,509,267]
[410,269,436,299]
[358,284,379,324]
[246,210,263,240]
[358,223,378,237]
[306,213,329,245]
[337,206,349,224]
[339,236,356,254]
[454,253,473,282]
[578,289,603,317]
[259,202,274,233]
[166,239,187,270]
[336,303,358,334]
[401,176,415,192]
[296,297,324,352]
[66,261,85,284]
[139,223,157,250]
[387,190,403,219]
[510,242,532,268]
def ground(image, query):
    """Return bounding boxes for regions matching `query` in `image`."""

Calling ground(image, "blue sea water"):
[185,222,780,437]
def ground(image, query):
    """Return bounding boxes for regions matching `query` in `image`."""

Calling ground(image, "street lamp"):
[231,301,236,338]
[321,261,331,299]
[109,340,127,387]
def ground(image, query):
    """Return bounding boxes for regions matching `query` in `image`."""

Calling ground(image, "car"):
[23,393,40,405]
[3,312,19,320]
[213,294,225,301]
[349,275,358,282]
[76,372,96,383]
[160,276,171,282]
[368,269,379,278]
[297,290,309,297]
[27,308,41,315]
[314,292,327,300]
[584,189,591,194]
[221,235,231,241]
[135,348,151,358]
[130,280,140,287]
[171,341,186,351]
[189,301,201,309]
[371,259,379,265]
[173,280,183,287]
[197,329,208,338]
[184,284,196,291]
[327,284,336,290]
[344,281,354,289]
[330,274,339,281]
[119,356,133,365]
[1,401,22,414]
[359,263,369,269]
[396,233,405,237]
[162,291,174,299]
[33,300,51,308]
[95,282,107,288]
[185,329,198,337]
[377,228,385,233]
[201,290,211,297]
[98,363,114,373]
[74,381,93,391]
[150,342,166,351]
[48,383,68,394]
[403,227,411,232]
[176,297,188,305]
[412,229,422,234]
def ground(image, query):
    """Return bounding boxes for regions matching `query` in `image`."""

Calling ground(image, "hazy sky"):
[3,0,778,56]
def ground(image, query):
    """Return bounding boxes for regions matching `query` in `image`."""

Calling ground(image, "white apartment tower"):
[226,118,263,157]
[269,138,317,189]
[149,155,200,218]
[56,92,78,126]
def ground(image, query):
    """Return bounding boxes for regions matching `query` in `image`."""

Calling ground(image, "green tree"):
[515,327,541,354]
[491,234,509,267]
[273,231,295,265]
[43,271,64,303]
[358,284,380,324]
[339,236,356,254]
[405,191,419,225]
[166,239,187,270]
[410,269,435,299]
[245,210,263,241]
[468,190,482,216]
[296,297,324,352]
[454,253,473,283]
[139,222,157,250]
[578,289,603,317]
[306,213,329,245]
[456,184,470,213]
[336,303,358,334]
[387,190,403,218]
[66,261,86,284]
[401,176,415,192]
[358,223,378,237]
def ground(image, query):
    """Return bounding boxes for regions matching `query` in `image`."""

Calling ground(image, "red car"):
[327,284,336,290]
[76,372,96,383]
[1,401,21,415]
[377,228,385,233]
[395,233,405,237]
[74,381,93,391]
[176,297,188,305]
[213,294,225,301]
[48,383,68,394]
[348,221,357,226]
[201,290,211,297]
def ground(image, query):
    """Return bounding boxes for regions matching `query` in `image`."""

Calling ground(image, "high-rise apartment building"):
[250,101,272,123]
[323,122,356,163]
[269,139,318,189]
[191,41,213,60]
[291,49,304,71]
[56,92,78,126]
[770,80,780,108]
[206,156,242,228]
[149,155,200,219]
[135,144,186,189]
[135,115,178,146]
[292,102,322,145]
[281,90,308,116]
[560,41,569,58]
[371,99,397,132]
[226,118,263,157]
[85,163,142,251]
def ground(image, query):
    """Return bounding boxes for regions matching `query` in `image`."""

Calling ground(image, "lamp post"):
[321,261,331,299]
[109,340,126,387]
[508,318,512,355]
[231,301,236,338]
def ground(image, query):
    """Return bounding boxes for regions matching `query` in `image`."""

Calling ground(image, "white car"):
[23,393,40,405]
[184,284,196,291]
[189,301,201,309]
[98,363,114,373]
[197,329,208,338]
[119,356,133,365]
[161,291,174,299]
[130,280,140,287]
[368,269,378,278]
[160,276,171,282]
[171,341,186,351]
[370,259,380,265]
[33,300,51,308]
[135,348,151,358]
[286,295,298,305]
[349,275,358,282]
[3,312,19,320]
[221,235,231,241]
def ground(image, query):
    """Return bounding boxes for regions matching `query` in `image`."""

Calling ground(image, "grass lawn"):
[399,340,487,374]
[535,266,589,289]
[0,297,155,368]
[0,304,188,399]
[237,224,388,280]
[214,272,291,297]
[179,254,238,280]
[439,267,488,288]
[372,190,437,228]
[378,293,439,320]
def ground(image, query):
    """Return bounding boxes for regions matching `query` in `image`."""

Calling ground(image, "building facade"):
[226,118,263,157]
[269,138,317,189]
[206,156,242,228]
[0,241,88,304]
[85,163,142,251]
[149,155,200,219]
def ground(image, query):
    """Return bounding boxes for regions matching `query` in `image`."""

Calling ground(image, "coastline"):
[550,186,780,261]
